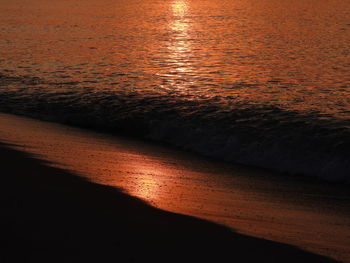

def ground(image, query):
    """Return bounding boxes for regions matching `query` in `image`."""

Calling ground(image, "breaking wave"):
[0,73,349,182]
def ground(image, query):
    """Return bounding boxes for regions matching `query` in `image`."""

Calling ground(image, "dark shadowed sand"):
[0,142,340,263]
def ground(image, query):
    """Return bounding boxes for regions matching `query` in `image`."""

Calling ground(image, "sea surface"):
[0,0,350,181]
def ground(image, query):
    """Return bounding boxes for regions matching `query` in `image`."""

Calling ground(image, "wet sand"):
[0,142,340,263]
[0,113,349,262]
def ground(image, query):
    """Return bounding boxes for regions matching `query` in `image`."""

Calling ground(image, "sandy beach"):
[1,141,342,263]
[1,0,350,262]
[0,113,349,262]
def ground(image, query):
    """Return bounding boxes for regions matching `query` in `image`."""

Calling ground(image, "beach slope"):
[0,143,338,263]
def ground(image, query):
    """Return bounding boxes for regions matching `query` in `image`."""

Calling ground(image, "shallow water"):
[0,0,350,180]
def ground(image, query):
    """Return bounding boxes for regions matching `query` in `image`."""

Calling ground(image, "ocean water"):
[0,0,349,181]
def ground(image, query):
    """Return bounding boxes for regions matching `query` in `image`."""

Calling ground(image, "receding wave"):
[1,73,349,182]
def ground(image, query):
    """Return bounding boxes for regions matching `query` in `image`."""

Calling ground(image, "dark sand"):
[0,142,340,263]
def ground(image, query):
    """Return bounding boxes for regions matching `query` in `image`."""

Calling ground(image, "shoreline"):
[0,142,340,263]
[1,113,350,262]
[1,88,349,183]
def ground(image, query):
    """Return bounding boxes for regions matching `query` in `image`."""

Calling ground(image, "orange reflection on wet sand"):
[1,113,350,262]
[117,153,170,203]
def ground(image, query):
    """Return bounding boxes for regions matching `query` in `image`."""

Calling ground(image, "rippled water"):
[0,0,350,180]
[1,0,350,117]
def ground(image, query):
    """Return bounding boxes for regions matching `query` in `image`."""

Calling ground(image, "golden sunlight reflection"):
[167,0,194,87]
[171,0,188,17]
